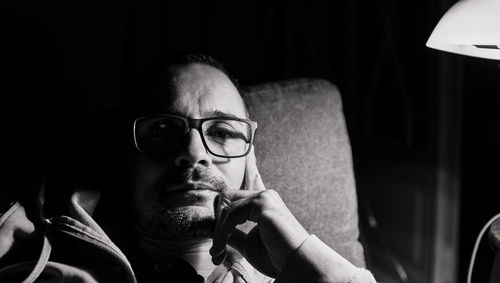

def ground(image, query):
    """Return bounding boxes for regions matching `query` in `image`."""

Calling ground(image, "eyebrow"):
[160,108,240,119]
[204,110,239,119]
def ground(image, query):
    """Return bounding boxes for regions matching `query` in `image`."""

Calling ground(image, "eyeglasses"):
[133,114,258,158]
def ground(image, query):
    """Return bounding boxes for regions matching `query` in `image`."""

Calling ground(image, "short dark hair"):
[166,54,240,90]
[120,53,248,118]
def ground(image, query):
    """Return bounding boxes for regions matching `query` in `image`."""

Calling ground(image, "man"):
[0,54,376,282]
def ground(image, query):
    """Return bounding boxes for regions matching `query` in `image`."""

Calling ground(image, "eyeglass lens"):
[135,116,252,157]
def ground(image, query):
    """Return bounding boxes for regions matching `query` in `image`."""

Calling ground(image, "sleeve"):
[275,235,377,283]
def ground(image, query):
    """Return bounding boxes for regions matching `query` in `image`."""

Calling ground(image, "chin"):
[175,205,216,220]
[143,205,217,240]
[133,189,220,241]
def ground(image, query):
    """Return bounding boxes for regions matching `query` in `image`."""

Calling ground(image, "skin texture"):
[127,62,310,278]
[211,148,309,276]
[128,63,247,241]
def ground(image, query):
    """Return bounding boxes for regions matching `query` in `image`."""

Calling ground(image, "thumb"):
[244,147,265,191]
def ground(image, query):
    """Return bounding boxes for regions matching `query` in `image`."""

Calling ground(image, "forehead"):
[144,63,246,118]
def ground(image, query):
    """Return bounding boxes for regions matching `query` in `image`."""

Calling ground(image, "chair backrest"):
[489,217,500,283]
[243,78,366,267]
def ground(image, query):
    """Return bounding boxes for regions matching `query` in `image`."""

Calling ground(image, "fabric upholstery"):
[490,218,500,283]
[242,78,365,267]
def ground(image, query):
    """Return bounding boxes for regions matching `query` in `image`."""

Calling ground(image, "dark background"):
[2,1,499,282]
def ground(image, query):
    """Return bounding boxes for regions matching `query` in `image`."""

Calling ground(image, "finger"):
[211,197,261,262]
[212,197,251,257]
[212,190,260,264]
[211,251,226,266]
[244,148,265,191]
[211,230,247,265]
[211,190,262,264]
[214,190,255,238]
[229,228,280,277]
[215,189,256,218]
[226,229,248,257]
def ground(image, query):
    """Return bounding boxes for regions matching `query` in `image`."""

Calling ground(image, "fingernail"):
[209,247,224,257]
[212,252,226,265]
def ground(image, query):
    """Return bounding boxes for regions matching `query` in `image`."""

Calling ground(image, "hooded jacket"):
[0,179,375,283]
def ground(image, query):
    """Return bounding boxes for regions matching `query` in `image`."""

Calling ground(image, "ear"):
[243,147,265,191]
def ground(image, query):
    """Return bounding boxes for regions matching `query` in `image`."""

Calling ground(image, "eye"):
[150,122,169,137]
[206,125,237,140]
[148,119,183,138]
[205,122,248,143]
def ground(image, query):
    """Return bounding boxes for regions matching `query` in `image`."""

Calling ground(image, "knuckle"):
[225,202,236,213]
[254,190,280,209]
[218,191,231,205]
[259,189,279,201]
[267,189,279,198]
[219,204,231,219]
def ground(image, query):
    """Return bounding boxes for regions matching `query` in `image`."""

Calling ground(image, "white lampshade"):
[426,0,500,60]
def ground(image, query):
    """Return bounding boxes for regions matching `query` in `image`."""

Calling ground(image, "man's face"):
[128,63,247,240]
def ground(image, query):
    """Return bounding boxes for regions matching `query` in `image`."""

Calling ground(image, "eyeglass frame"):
[133,113,258,158]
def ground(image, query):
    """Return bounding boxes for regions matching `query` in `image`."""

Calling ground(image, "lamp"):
[427,1,500,282]
[426,0,500,60]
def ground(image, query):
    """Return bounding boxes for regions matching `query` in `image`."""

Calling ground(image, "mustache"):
[156,166,231,192]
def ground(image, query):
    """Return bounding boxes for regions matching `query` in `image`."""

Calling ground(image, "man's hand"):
[210,149,309,277]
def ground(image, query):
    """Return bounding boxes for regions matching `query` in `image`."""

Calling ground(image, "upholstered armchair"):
[0,77,368,275]
[243,78,366,267]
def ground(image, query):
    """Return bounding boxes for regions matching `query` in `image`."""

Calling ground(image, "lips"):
[167,182,221,193]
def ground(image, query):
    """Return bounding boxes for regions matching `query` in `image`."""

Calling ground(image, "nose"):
[174,129,212,167]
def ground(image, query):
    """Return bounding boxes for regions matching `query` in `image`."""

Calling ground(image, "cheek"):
[130,158,163,187]
[127,156,172,202]
[126,156,176,221]
[216,158,246,190]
